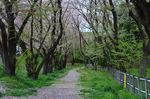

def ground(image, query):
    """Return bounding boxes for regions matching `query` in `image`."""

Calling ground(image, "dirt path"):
[2,69,81,99]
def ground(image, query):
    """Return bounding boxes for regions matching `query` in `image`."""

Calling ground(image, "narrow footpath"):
[2,69,81,99]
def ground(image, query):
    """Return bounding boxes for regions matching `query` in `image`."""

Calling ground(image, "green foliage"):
[79,68,139,99]
[83,12,143,70]
[73,50,84,63]
[110,34,142,69]
[84,42,104,66]
[128,68,150,78]
[85,43,103,58]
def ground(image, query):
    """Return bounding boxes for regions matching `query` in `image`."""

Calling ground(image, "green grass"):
[127,68,150,78]
[0,55,78,97]
[78,68,139,99]
[0,67,70,97]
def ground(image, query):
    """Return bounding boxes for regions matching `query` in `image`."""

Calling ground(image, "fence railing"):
[105,67,150,99]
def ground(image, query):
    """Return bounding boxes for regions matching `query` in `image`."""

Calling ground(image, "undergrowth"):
[78,67,139,99]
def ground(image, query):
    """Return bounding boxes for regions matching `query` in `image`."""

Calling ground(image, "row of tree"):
[0,0,150,79]
[72,0,150,77]
[0,0,79,80]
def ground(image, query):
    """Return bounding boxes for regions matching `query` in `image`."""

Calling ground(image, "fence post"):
[113,69,115,78]
[129,75,132,92]
[145,79,148,99]
[147,80,150,99]
[105,67,150,98]
[138,78,142,97]
[124,73,127,88]
[133,75,136,95]
[115,71,117,81]
[120,71,122,84]
[129,75,133,93]
[117,70,119,81]
[126,74,129,91]
[116,71,118,81]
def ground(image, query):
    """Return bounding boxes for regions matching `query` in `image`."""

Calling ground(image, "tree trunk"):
[25,57,39,80]
[130,0,150,77]
[140,40,150,77]
[108,0,118,45]
[43,58,53,75]
[140,53,148,77]
[3,54,16,76]
[0,18,16,76]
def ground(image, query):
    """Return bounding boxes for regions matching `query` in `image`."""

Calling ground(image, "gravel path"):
[2,69,81,99]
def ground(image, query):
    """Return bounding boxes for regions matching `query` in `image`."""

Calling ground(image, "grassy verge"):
[78,67,139,99]
[0,55,82,97]
[127,68,150,78]
[0,61,75,97]
[0,68,70,97]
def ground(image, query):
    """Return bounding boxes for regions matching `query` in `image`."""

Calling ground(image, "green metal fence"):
[107,67,150,99]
